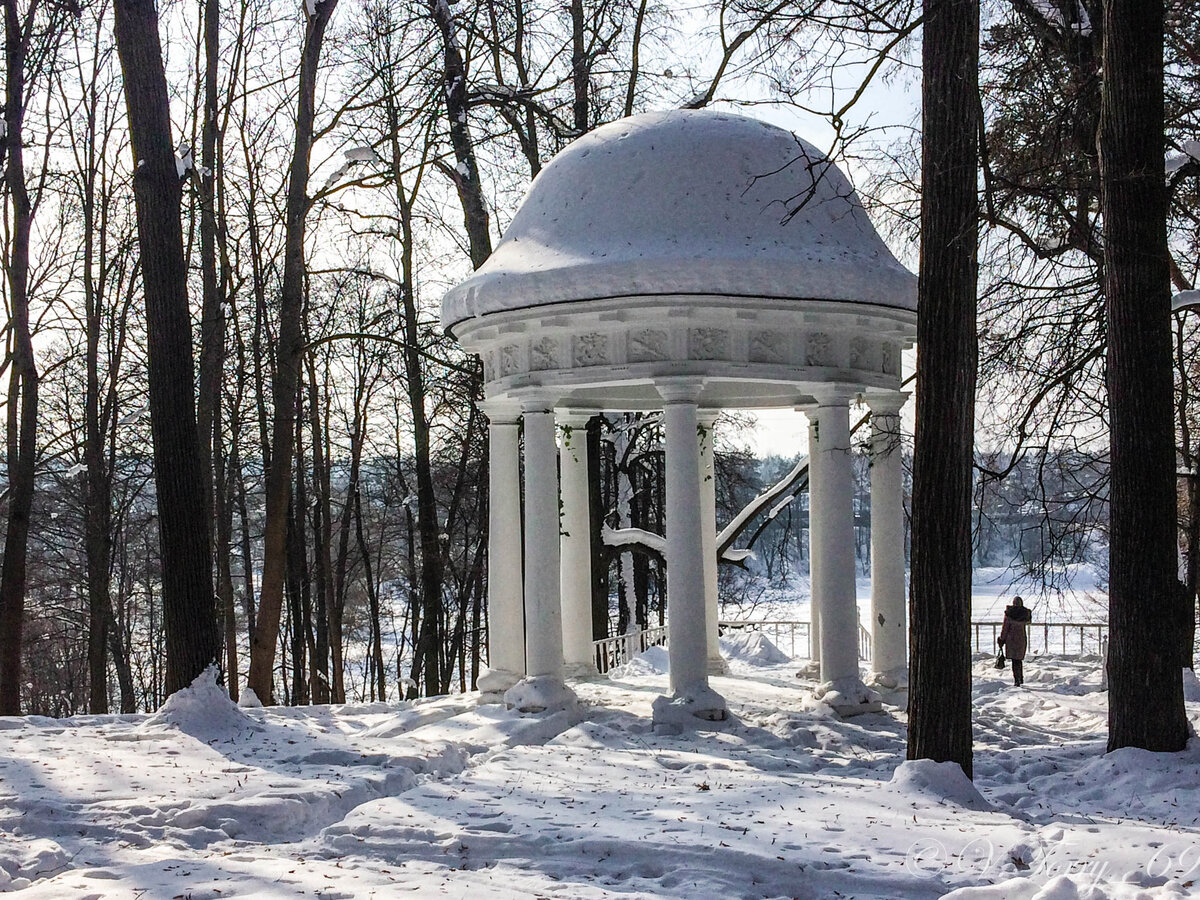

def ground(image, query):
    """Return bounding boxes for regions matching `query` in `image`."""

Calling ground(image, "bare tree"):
[112,0,218,696]
[248,0,339,704]
[0,0,43,713]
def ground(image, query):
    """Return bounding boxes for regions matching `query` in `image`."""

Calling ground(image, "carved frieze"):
[690,327,729,360]
[749,329,788,364]
[574,332,610,366]
[628,328,670,362]
[805,331,832,366]
[881,342,898,376]
[530,336,559,370]
[849,335,868,369]
[500,344,522,376]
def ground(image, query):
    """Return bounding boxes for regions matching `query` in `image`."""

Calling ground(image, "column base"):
[563,660,600,681]
[794,660,821,680]
[651,683,728,729]
[476,665,522,703]
[504,674,579,713]
[813,676,883,717]
[707,655,729,676]
[868,668,908,691]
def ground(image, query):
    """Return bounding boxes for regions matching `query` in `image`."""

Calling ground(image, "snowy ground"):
[2,635,1199,899]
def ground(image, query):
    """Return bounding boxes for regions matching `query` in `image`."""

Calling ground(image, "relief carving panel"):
[500,344,522,376]
[749,330,787,364]
[690,327,729,360]
[849,335,868,369]
[530,336,559,371]
[805,331,832,366]
[881,342,899,376]
[574,332,610,367]
[628,328,670,362]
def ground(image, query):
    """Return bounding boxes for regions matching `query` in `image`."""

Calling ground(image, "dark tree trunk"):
[287,411,311,706]
[1101,0,1188,752]
[388,151,443,700]
[354,486,386,702]
[331,404,365,705]
[197,0,238,700]
[570,0,587,135]
[0,0,39,716]
[907,0,979,777]
[428,0,492,268]
[248,0,338,704]
[113,0,217,697]
[216,453,238,700]
[77,26,114,714]
[587,417,609,640]
[306,357,332,703]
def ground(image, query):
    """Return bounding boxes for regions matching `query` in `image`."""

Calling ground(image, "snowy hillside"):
[2,643,1198,899]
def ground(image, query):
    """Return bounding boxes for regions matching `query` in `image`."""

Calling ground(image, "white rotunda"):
[442,108,916,723]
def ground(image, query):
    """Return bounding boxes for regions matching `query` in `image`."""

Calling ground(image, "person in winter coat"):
[998,596,1033,686]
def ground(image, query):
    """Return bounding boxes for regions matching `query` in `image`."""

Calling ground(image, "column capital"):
[811,385,856,408]
[864,391,910,416]
[698,409,719,428]
[520,396,556,416]
[479,399,523,425]
[555,409,598,428]
[656,378,705,405]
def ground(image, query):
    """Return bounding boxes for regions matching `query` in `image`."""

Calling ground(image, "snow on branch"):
[1166,140,1200,174]
[715,455,808,559]
[602,525,665,556]
[1174,289,1200,312]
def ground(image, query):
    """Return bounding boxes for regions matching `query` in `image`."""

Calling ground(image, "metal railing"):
[590,620,1107,673]
[718,620,812,659]
[593,625,669,674]
[717,621,872,662]
[971,621,1108,656]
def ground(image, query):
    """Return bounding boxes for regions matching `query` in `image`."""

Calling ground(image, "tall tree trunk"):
[331,401,366,705]
[0,0,39,716]
[570,0,588,134]
[587,416,608,640]
[288,407,311,706]
[908,0,979,777]
[385,130,443,699]
[113,0,217,697]
[428,0,492,268]
[354,486,386,702]
[1101,0,1188,752]
[306,356,332,703]
[78,28,113,715]
[197,0,237,698]
[248,0,338,703]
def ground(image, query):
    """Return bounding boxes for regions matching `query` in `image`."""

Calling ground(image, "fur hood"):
[1005,604,1032,623]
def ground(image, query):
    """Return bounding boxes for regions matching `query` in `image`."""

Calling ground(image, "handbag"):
[994,652,1006,669]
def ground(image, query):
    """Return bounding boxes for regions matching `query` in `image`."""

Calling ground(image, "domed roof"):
[442,109,916,332]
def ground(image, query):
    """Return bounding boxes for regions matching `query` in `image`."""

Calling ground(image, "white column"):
[558,411,598,678]
[654,381,726,724]
[505,402,577,712]
[867,393,908,688]
[810,389,879,713]
[803,407,822,667]
[480,405,524,694]
[699,412,726,675]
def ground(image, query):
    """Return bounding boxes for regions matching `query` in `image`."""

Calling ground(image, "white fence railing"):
[593,625,669,674]
[592,621,871,667]
[971,621,1108,656]
[716,620,872,662]
[592,620,1107,671]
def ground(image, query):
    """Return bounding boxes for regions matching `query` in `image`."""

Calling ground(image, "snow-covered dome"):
[441,109,915,332]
